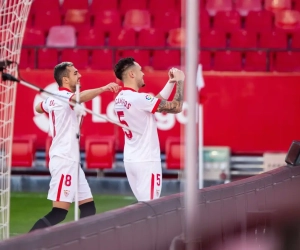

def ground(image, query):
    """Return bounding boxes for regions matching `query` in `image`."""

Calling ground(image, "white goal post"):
[0,0,33,239]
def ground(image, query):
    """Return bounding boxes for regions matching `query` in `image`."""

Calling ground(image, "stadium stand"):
[89,49,114,70]
[123,9,151,31]
[61,49,90,69]
[235,0,262,16]
[206,0,233,16]
[12,135,36,168]
[85,136,115,170]
[213,10,242,32]
[37,48,59,69]
[165,137,184,170]
[19,0,300,71]
[119,0,148,14]
[89,0,118,11]
[46,25,76,47]
[137,28,166,47]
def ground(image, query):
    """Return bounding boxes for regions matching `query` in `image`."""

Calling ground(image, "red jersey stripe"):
[56,174,64,201]
[151,99,161,113]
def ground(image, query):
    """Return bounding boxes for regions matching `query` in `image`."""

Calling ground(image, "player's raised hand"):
[169,68,185,83]
[103,82,121,93]
[168,67,175,82]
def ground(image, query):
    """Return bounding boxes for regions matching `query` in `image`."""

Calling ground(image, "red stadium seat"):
[85,136,115,170]
[152,10,181,32]
[77,29,105,46]
[90,0,118,11]
[206,0,233,16]
[152,50,181,70]
[137,28,166,47]
[200,30,226,48]
[260,30,288,49]
[90,49,113,70]
[23,28,45,46]
[123,10,151,31]
[291,31,300,48]
[275,10,300,30]
[272,51,300,72]
[61,0,89,11]
[45,136,52,168]
[167,28,185,47]
[19,48,35,69]
[119,0,147,13]
[34,10,62,33]
[64,9,91,29]
[61,49,89,70]
[264,0,291,12]
[118,50,151,67]
[235,0,262,16]
[47,26,76,47]
[213,11,241,32]
[109,29,136,46]
[199,51,212,71]
[165,137,184,170]
[149,0,178,12]
[244,51,267,72]
[245,11,274,32]
[230,30,258,48]
[31,0,60,13]
[93,10,121,33]
[214,51,242,71]
[200,10,211,31]
[37,48,59,69]
[11,135,36,168]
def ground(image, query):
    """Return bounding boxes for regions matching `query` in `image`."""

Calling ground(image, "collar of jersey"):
[59,87,72,92]
[122,87,137,92]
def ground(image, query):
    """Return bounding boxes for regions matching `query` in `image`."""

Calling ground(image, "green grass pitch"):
[10,192,135,236]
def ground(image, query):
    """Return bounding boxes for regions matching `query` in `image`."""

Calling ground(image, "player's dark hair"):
[114,57,135,81]
[54,62,73,87]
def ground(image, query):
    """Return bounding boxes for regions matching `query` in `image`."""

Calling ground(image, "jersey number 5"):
[116,111,133,139]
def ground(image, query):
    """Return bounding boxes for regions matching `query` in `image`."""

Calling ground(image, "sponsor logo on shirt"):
[145,94,154,101]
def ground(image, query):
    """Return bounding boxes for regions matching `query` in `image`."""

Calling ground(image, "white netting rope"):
[0,0,33,239]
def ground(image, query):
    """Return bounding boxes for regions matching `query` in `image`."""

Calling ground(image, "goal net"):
[0,0,33,239]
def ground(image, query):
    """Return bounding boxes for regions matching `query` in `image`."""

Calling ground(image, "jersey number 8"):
[117,111,133,139]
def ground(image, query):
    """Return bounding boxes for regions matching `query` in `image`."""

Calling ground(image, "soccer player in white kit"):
[29,62,120,232]
[114,57,184,202]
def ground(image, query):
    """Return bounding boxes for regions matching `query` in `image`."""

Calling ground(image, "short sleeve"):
[41,97,49,113]
[136,93,161,114]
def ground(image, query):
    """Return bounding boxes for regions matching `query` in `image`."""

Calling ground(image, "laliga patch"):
[145,94,154,102]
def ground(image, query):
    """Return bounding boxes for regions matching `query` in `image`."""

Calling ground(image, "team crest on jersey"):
[145,94,154,101]
[156,190,160,197]
[64,190,70,197]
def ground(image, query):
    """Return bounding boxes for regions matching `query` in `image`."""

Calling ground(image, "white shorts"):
[47,156,92,203]
[124,161,162,202]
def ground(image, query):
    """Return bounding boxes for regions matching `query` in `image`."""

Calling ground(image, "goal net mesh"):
[0,0,33,239]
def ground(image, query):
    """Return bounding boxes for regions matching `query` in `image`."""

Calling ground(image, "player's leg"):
[78,166,95,218]
[134,161,162,201]
[124,162,139,200]
[29,157,71,232]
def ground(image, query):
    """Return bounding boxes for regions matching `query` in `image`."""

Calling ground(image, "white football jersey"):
[114,87,161,162]
[41,88,80,162]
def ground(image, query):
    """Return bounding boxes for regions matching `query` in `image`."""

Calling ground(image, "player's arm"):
[35,102,44,113]
[71,82,120,103]
[155,68,176,101]
[156,70,184,114]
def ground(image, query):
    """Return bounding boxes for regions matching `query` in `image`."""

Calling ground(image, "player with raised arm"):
[113,57,184,202]
[29,62,120,232]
